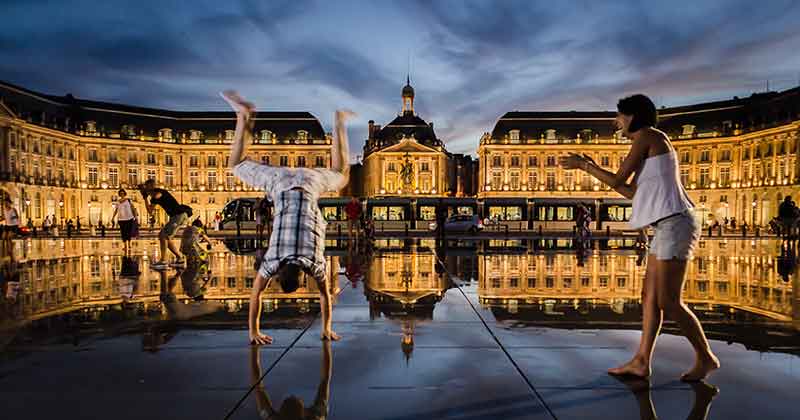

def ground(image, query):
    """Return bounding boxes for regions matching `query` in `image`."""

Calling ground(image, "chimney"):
[429,122,434,130]
[368,120,375,139]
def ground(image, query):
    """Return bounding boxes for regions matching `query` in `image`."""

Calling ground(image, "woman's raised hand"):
[559,153,586,170]
[220,90,256,117]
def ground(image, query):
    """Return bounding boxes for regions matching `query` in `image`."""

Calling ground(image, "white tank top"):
[117,199,135,221]
[629,152,694,229]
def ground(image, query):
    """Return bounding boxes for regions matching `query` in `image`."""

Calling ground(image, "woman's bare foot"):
[689,380,719,403]
[608,356,651,378]
[321,330,341,341]
[681,353,720,382]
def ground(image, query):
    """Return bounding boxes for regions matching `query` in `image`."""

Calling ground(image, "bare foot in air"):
[681,354,720,382]
[249,331,273,346]
[321,331,341,341]
[608,356,651,378]
[220,90,256,115]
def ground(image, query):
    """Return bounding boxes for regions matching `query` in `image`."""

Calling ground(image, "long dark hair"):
[617,94,658,132]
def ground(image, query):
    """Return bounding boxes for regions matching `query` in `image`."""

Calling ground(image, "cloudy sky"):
[2,0,800,158]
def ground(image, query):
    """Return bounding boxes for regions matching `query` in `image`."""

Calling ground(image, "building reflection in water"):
[1,237,798,353]
[0,238,339,331]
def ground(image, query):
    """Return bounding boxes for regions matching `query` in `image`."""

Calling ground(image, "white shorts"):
[649,209,701,260]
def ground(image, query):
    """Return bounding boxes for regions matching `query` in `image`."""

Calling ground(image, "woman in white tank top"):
[111,188,139,254]
[560,94,719,382]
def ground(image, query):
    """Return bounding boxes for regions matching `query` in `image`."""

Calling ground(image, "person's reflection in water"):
[143,266,224,352]
[777,240,798,282]
[250,340,332,420]
[614,376,718,420]
[635,230,649,267]
[117,255,142,300]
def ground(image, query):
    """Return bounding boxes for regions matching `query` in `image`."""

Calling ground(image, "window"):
[491,172,502,190]
[419,206,436,221]
[280,156,288,166]
[165,155,174,166]
[420,161,430,172]
[510,155,521,167]
[189,156,199,167]
[207,171,217,188]
[527,171,537,188]
[599,276,608,288]
[85,121,97,134]
[147,153,156,165]
[510,172,520,190]
[261,155,270,164]
[719,167,730,186]
[147,169,156,181]
[509,129,520,143]
[564,171,574,189]
[129,152,139,164]
[226,171,235,190]
[108,150,118,163]
[682,124,696,136]
[699,168,710,187]
[225,130,235,141]
[260,130,273,143]
[605,205,632,222]
[545,129,556,140]
[297,156,306,167]
[189,130,202,141]
[720,149,731,161]
[601,155,610,167]
[546,172,556,190]
[488,206,523,221]
[527,277,536,288]
[189,171,199,188]
[88,167,98,186]
[315,156,325,168]
[109,168,118,186]
[88,149,98,162]
[165,170,174,187]
[127,169,138,186]
[297,130,308,143]
[207,155,217,167]
[680,169,690,186]
[617,277,627,288]
[492,156,503,167]
[546,155,556,167]
[700,150,710,163]
[581,277,590,287]
[371,206,405,221]
[387,162,396,172]
[159,128,173,141]
[545,277,555,288]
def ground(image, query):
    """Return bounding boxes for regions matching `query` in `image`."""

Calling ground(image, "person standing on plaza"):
[75,216,81,235]
[139,178,193,269]
[560,94,719,381]
[214,211,222,231]
[255,197,268,241]
[222,90,351,345]
[1,197,21,240]
[345,197,362,248]
[111,188,139,254]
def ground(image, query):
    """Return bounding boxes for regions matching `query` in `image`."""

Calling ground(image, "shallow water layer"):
[1,237,798,419]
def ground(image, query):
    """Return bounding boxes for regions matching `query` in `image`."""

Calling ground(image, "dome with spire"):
[402,75,414,98]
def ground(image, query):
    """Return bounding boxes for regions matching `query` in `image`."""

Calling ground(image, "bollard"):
[606,225,610,237]
[405,222,409,237]
[755,226,760,237]
[742,226,746,237]
[538,225,543,236]
[337,224,341,237]
[504,224,509,236]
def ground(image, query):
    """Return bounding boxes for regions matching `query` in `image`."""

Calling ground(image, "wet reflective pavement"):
[1,237,798,419]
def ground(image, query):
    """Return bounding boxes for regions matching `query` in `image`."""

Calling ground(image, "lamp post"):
[58,200,64,227]
[751,200,757,226]
[24,196,31,222]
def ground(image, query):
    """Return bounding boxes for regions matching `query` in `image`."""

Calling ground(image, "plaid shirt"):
[233,159,346,281]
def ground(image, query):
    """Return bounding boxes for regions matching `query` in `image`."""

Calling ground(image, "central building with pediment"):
[361,78,476,199]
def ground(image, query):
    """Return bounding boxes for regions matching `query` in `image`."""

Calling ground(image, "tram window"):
[419,206,436,220]
[489,206,522,221]
[457,206,473,215]
[372,206,405,221]
[556,207,573,221]
[388,206,404,220]
[537,206,573,221]
[322,207,340,221]
[606,205,632,221]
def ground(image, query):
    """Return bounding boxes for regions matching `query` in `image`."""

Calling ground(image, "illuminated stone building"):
[479,88,800,226]
[0,80,338,226]
[361,78,477,199]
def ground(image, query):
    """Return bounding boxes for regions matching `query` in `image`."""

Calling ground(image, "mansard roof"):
[364,112,445,156]
[490,87,800,143]
[0,80,326,141]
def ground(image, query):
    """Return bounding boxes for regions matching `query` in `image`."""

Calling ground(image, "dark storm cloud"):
[1,0,799,156]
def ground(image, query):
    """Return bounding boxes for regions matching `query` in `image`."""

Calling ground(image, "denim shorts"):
[649,209,701,260]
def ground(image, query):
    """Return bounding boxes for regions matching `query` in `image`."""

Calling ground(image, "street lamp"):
[751,200,757,226]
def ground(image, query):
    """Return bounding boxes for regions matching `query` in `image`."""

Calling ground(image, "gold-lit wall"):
[478,120,800,226]
[0,115,336,226]
[365,252,446,303]
[362,146,449,197]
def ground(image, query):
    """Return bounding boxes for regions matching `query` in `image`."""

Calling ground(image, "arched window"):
[260,130,273,144]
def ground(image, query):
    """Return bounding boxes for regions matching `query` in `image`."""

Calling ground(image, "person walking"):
[111,189,139,254]
[560,94,719,381]
[345,197,362,248]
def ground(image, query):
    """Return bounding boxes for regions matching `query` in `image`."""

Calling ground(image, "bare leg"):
[656,259,720,381]
[167,238,182,260]
[318,277,340,341]
[158,233,169,263]
[609,254,661,378]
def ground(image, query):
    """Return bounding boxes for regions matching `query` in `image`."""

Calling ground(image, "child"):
[222,90,351,345]
[179,218,213,299]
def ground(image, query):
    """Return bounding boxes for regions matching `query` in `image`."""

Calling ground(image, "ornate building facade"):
[361,78,477,199]
[479,88,800,226]
[0,81,339,226]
